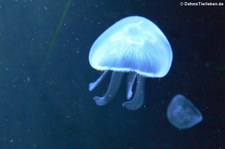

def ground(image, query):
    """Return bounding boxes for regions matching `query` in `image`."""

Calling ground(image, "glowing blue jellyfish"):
[88,16,173,110]
[167,94,203,129]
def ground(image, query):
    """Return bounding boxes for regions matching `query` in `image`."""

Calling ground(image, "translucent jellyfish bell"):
[167,94,203,129]
[88,16,173,110]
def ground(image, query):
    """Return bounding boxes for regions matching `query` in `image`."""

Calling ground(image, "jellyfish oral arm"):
[89,70,108,91]
[94,72,123,106]
[122,75,145,110]
[127,72,137,99]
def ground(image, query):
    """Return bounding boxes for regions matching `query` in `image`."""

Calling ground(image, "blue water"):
[0,0,224,148]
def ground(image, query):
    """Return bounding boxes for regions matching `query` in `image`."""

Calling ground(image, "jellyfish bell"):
[167,94,203,129]
[89,16,172,77]
[88,16,173,110]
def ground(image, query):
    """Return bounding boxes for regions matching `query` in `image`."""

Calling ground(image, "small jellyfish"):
[167,94,203,129]
[88,16,173,110]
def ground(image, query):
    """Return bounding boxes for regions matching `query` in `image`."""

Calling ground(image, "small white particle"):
[9,139,14,143]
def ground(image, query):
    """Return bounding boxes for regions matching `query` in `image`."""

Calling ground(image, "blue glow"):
[89,16,173,110]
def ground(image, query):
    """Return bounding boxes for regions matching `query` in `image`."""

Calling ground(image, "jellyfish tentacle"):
[122,75,145,110]
[89,70,108,91]
[127,72,137,99]
[94,72,123,106]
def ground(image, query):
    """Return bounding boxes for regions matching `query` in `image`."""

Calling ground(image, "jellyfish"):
[88,16,173,110]
[167,94,203,129]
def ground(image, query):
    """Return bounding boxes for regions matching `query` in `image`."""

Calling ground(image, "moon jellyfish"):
[88,16,173,110]
[167,94,203,129]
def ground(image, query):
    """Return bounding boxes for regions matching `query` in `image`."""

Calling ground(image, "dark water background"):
[0,0,224,148]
